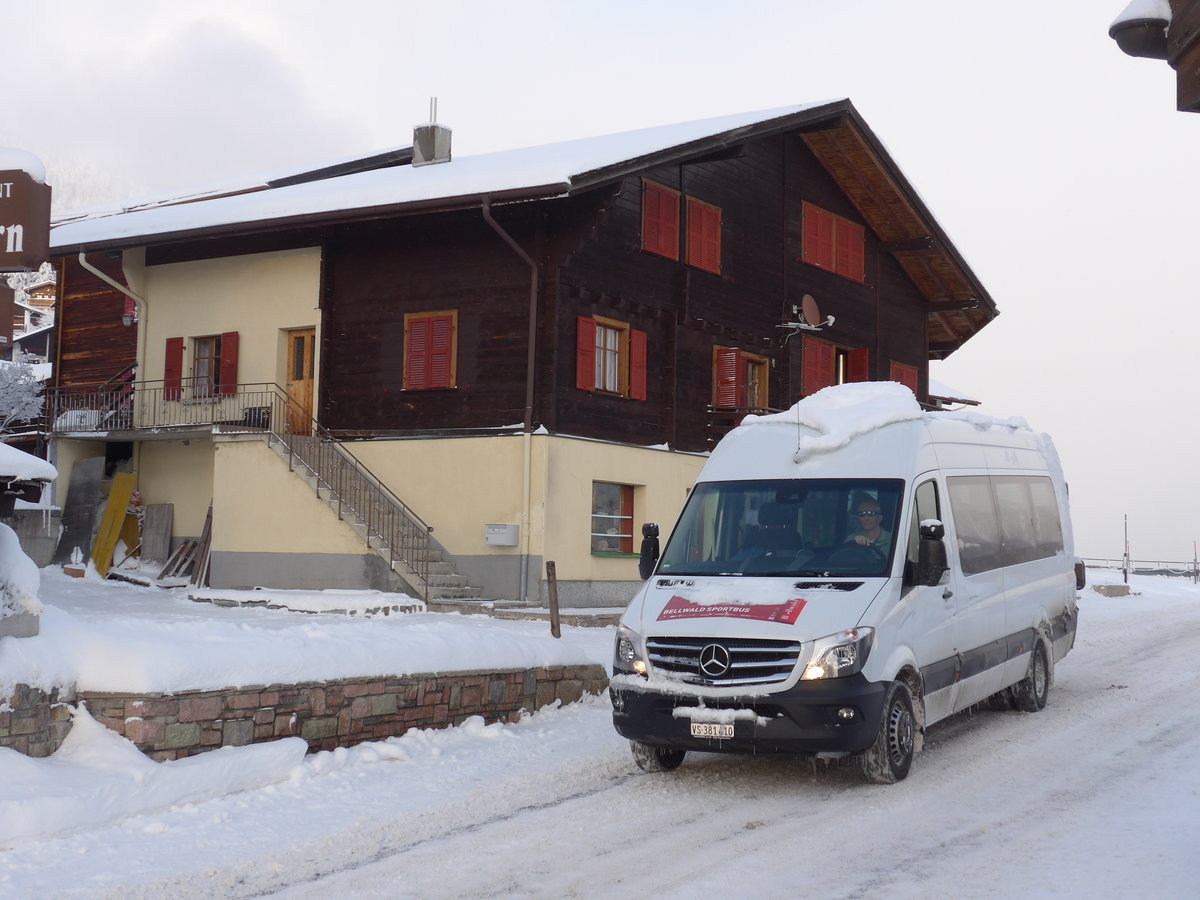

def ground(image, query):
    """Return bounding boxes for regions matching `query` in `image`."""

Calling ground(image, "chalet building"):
[46,100,996,605]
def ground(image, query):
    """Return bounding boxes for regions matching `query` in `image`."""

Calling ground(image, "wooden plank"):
[190,505,213,587]
[157,541,190,580]
[90,473,136,578]
[141,504,174,565]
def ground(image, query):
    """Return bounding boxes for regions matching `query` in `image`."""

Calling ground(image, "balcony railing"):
[48,380,432,599]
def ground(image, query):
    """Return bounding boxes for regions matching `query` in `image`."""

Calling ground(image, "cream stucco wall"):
[137,440,216,537]
[210,437,365,555]
[347,434,704,585]
[348,434,533,559]
[542,436,704,582]
[125,246,321,390]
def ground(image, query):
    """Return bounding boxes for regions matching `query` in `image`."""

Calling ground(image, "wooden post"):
[545,561,561,639]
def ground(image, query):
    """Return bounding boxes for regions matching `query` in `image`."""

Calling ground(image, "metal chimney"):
[413,97,452,167]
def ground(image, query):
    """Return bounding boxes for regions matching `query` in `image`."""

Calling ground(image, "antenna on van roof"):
[779,294,835,343]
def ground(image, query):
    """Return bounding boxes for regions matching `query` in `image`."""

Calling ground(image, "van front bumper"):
[610,675,888,756]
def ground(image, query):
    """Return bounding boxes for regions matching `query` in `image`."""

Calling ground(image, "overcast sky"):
[4,0,1196,561]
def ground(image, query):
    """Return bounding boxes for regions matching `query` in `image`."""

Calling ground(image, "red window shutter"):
[219,331,239,396]
[802,337,835,396]
[642,182,680,260]
[803,203,835,271]
[890,361,920,394]
[713,347,741,408]
[687,198,721,275]
[428,315,454,388]
[164,337,184,401]
[406,317,430,390]
[629,329,647,401]
[835,220,866,282]
[576,316,597,391]
[619,485,634,553]
[847,348,870,383]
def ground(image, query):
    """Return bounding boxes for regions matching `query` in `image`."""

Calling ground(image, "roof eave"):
[50,182,570,256]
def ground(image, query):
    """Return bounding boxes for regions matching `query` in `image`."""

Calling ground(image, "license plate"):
[690,722,735,739]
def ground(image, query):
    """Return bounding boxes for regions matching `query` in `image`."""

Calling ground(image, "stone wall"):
[1,665,609,761]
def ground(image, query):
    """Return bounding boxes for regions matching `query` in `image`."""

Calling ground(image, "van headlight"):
[801,627,874,680]
[614,624,647,677]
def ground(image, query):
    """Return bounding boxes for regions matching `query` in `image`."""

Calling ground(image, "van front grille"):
[645,636,803,687]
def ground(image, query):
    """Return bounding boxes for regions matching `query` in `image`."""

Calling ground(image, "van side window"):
[1027,477,1065,559]
[905,479,941,568]
[993,476,1038,566]
[948,474,1065,574]
[947,476,1002,575]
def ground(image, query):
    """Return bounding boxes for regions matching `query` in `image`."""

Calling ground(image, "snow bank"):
[0,706,306,846]
[0,571,608,696]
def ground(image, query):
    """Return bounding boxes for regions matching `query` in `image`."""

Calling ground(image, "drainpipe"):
[78,249,148,482]
[482,197,539,603]
[77,250,147,381]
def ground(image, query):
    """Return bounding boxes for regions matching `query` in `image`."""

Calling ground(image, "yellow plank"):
[90,472,136,577]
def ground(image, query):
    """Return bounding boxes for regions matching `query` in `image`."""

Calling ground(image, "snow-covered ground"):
[2,568,1198,897]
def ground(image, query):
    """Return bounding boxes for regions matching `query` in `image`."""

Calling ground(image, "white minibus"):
[611,383,1082,783]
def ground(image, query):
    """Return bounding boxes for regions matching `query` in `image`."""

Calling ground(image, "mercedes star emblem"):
[698,643,732,678]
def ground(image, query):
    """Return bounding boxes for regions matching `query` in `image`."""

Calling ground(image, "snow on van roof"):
[741,383,924,459]
[739,382,1036,461]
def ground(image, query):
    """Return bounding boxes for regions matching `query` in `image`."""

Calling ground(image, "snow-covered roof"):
[927,378,980,405]
[0,441,56,481]
[0,147,46,183]
[50,102,836,252]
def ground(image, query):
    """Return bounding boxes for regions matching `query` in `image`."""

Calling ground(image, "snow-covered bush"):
[0,351,45,434]
[0,521,42,619]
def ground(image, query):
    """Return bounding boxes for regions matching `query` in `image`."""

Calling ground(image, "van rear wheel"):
[858,681,915,784]
[630,741,686,772]
[1012,640,1049,712]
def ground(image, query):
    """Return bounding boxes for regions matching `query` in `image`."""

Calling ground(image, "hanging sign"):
[0,166,52,273]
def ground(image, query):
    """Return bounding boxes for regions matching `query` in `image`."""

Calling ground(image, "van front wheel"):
[630,741,686,772]
[1012,640,1049,712]
[858,681,915,784]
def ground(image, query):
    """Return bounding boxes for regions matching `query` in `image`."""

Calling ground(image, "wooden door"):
[286,328,316,433]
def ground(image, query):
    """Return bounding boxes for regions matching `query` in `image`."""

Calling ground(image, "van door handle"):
[942,589,954,600]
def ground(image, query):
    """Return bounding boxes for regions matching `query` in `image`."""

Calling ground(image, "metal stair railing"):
[48,380,433,600]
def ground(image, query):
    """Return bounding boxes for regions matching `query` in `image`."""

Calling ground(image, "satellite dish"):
[801,294,820,327]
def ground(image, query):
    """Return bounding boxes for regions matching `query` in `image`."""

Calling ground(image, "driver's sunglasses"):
[854,510,881,517]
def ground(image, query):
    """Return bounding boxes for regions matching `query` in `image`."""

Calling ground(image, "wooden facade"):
[52,254,136,391]
[309,127,957,453]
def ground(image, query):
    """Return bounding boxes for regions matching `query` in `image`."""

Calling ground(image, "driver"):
[845,493,892,558]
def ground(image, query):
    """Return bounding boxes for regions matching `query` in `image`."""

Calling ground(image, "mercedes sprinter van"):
[611,383,1080,783]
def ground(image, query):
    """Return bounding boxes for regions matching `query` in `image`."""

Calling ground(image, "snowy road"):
[5,575,1199,898]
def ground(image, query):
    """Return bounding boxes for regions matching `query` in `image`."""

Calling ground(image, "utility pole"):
[1122,515,1129,585]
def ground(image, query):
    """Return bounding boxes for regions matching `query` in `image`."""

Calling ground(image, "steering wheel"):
[824,541,885,572]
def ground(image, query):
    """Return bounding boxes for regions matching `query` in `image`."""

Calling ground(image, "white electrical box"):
[484,524,519,546]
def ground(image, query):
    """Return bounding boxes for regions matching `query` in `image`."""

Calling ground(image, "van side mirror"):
[639,522,660,580]
[1074,559,1086,590]
[917,519,948,586]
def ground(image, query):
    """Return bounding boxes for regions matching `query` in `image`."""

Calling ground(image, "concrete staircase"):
[262,433,482,602]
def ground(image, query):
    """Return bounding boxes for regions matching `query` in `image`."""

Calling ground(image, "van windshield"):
[656,478,904,578]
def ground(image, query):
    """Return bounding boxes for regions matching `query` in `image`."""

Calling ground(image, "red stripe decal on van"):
[657,595,807,625]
